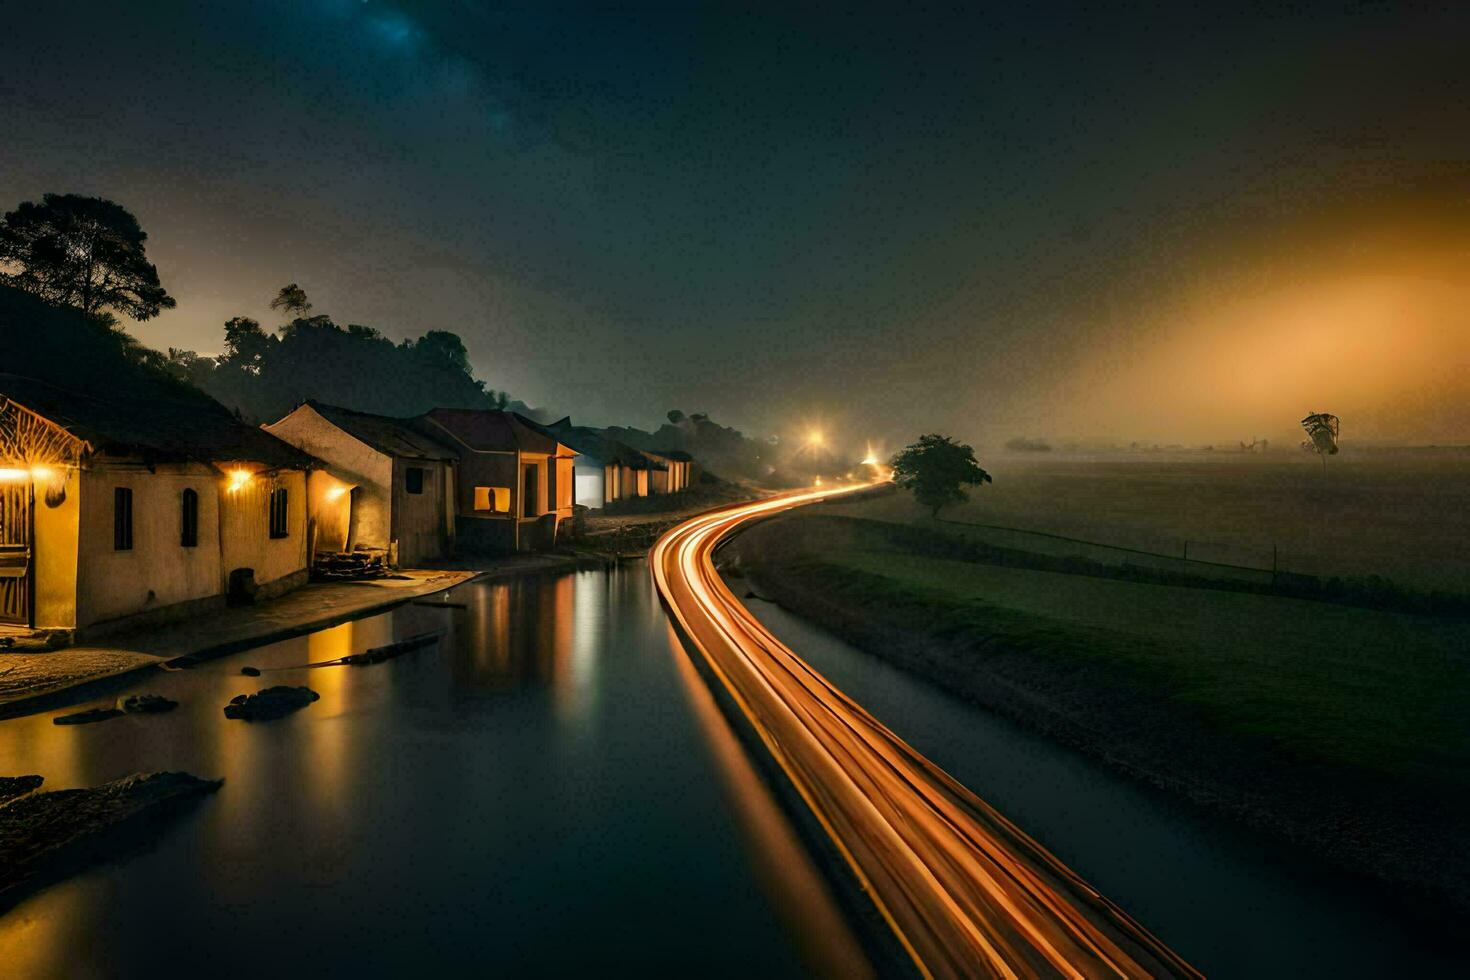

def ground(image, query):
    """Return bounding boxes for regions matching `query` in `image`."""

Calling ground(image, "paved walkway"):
[0,568,490,718]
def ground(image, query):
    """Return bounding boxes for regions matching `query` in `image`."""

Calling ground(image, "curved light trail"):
[651,484,1203,979]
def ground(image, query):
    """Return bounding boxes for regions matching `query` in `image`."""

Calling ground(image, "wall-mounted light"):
[226,468,252,493]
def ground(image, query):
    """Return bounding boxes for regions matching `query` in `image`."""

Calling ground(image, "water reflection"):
[664,622,874,978]
[0,570,813,977]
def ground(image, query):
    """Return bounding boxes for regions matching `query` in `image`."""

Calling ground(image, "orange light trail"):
[651,484,1201,979]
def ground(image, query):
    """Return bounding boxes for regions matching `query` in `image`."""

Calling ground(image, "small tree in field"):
[890,434,992,518]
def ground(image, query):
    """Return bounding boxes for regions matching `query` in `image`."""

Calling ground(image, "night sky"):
[5,2,1468,448]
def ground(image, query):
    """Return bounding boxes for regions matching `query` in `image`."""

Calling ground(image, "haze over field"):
[4,3,1468,447]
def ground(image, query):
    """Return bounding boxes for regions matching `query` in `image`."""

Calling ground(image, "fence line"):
[932,517,1281,578]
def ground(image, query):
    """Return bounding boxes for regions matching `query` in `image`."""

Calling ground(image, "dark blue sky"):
[5,2,1469,445]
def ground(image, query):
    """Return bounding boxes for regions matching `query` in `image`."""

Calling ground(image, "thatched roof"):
[304,401,459,461]
[420,408,569,455]
[0,373,313,469]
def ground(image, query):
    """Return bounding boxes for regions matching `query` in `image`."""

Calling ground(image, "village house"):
[264,401,458,567]
[544,419,649,508]
[546,418,697,508]
[415,409,576,553]
[643,449,694,495]
[0,374,313,641]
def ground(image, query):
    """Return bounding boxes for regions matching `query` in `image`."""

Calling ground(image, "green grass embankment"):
[729,510,1470,914]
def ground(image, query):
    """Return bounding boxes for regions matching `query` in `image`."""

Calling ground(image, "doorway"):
[0,480,33,626]
[522,464,538,518]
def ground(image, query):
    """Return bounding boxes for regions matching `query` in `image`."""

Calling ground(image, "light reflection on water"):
[0,569,835,977]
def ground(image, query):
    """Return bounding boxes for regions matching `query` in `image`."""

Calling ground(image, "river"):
[1,564,1462,977]
[0,568,863,978]
[740,583,1466,978]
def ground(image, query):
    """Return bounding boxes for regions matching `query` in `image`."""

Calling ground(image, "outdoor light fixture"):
[226,468,252,492]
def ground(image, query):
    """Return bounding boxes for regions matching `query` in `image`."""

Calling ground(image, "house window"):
[522,465,539,518]
[473,486,510,512]
[405,466,426,494]
[181,488,199,547]
[269,487,289,539]
[113,487,133,551]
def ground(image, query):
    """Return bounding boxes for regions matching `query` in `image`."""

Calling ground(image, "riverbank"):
[0,566,503,719]
[726,507,1470,922]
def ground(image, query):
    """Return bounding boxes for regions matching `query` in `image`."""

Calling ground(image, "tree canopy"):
[890,433,993,517]
[166,284,526,423]
[0,193,175,322]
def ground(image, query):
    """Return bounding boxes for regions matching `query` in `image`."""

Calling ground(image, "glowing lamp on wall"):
[226,468,253,493]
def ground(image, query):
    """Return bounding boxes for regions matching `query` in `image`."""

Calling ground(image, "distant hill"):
[0,284,215,410]
[604,411,768,481]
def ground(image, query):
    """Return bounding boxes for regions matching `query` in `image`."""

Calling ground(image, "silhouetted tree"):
[413,329,472,373]
[890,433,992,518]
[1300,411,1340,474]
[182,286,529,422]
[269,283,312,319]
[0,193,175,321]
[221,316,271,373]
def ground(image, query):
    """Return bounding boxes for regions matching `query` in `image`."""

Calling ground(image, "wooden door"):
[0,481,32,625]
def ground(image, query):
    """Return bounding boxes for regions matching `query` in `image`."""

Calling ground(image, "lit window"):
[474,486,510,512]
[405,466,426,494]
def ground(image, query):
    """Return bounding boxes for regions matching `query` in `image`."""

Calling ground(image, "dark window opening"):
[269,487,289,539]
[113,487,133,551]
[181,488,199,547]
[405,466,426,494]
[522,465,538,518]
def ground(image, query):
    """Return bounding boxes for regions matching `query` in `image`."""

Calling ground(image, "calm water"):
[742,587,1468,978]
[4,565,1464,978]
[0,569,843,978]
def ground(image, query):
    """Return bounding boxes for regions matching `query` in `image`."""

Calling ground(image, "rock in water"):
[222,686,319,721]
[53,706,124,726]
[0,775,43,806]
[240,666,261,677]
[1,771,223,902]
[120,694,178,714]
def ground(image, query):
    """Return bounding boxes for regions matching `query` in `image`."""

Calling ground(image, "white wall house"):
[264,402,459,567]
[1,374,313,640]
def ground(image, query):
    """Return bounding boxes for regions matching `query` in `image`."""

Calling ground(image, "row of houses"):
[0,380,696,640]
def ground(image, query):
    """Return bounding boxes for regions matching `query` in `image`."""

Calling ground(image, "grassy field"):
[831,448,1470,592]
[812,543,1469,784]
[737,457,1470,908]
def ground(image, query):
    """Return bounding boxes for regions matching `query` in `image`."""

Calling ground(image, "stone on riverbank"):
[223,685,319,721]
[53,706,123,725]
[120,694,178,714]
[52,693,179,725]
[0,775,43,805]
[1,771,223,904]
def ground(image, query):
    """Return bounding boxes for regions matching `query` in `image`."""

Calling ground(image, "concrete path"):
[0,568,483,717]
